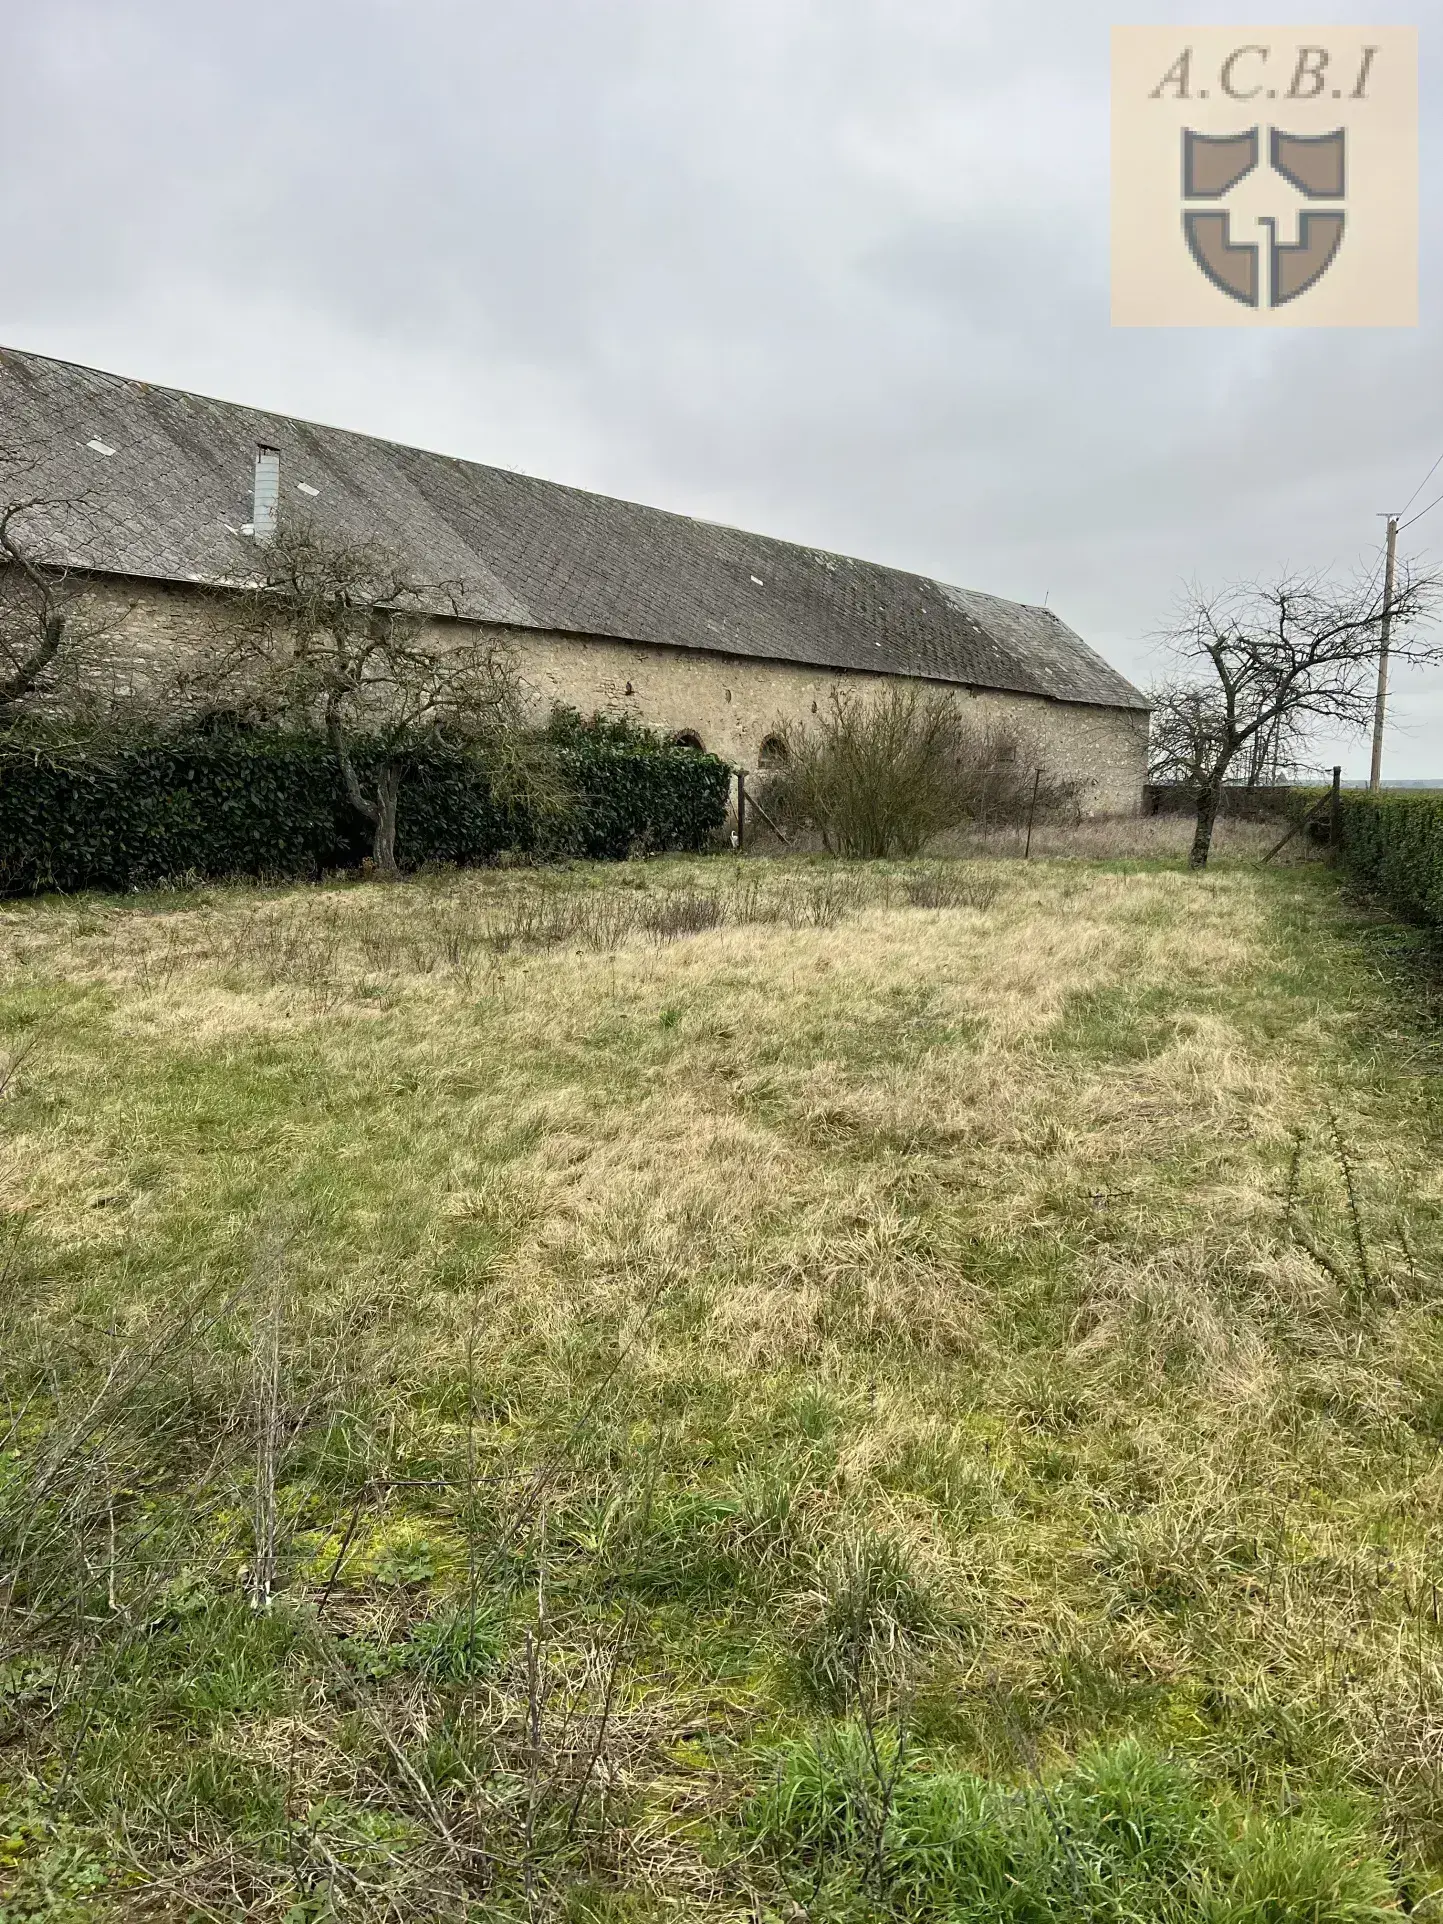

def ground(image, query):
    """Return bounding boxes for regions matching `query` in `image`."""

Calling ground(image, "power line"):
[1400,487,1443,534]
[1399,449,1443,518]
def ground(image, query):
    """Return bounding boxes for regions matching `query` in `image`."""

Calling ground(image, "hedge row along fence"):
[0,722,732,896]
[1337,791,1443,934]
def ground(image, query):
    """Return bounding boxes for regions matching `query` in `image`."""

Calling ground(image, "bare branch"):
[0,451,127,723]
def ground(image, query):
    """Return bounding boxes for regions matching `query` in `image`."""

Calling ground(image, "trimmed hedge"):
[0,723,730,895]
[1338,791,1443,932]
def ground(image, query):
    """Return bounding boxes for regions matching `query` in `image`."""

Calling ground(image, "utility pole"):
[1369,514,1399,791]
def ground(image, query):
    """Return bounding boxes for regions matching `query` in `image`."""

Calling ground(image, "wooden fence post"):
[1024,767,1042,860]
[1329,765,1342,855]
[735,769,746,855]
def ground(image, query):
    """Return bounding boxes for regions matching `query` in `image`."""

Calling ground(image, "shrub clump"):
[767,688,1074,858]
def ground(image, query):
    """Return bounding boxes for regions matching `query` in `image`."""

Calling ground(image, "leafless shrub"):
[481,874,872,954]
[0,1274,245,1672]
[486,889,639,953]
[956,721,1079,830]
[767,687,1075,858]
[779,872,874,927]
[641,889,723,941]
[902,866,1001,911]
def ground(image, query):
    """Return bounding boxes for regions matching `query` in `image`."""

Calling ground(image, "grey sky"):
[3,0,1438,774]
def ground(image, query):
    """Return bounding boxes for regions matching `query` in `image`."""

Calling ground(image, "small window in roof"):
[758,734,789,769]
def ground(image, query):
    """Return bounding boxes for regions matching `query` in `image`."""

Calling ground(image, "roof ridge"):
[0,342,1148,711]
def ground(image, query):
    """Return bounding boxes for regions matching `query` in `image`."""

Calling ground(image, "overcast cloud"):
[2,0,1438,773]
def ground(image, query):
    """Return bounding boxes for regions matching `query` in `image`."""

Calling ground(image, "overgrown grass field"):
[2,841,1441,1920]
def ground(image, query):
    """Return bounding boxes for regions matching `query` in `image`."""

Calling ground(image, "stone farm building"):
[0,347,1148,811]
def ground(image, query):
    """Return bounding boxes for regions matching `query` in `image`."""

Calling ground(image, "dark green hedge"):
[0,723,730,895]
[1338,791,1443,932]
[540,707,734,861]
[0,731,350,895]
[389,734,731,868]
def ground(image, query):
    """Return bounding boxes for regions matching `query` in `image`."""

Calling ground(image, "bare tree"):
[1158,567,1441,869]
[199,514,562,876]
[0,456,130,733]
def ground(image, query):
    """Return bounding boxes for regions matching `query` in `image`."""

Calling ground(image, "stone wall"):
[78,577,1149,817]
[488,626,1146,817]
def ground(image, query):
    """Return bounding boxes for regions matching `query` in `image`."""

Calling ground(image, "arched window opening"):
[670,729,704,751]
[758,734,790,769]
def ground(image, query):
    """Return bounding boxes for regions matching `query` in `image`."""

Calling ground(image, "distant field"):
[2,847,1441,1921]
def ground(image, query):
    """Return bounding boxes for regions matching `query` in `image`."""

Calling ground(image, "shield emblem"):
[1180,125,1346,310]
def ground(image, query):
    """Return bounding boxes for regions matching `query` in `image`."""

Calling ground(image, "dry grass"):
[747,809,1290,864]
[952,811,1288,863]
[0,848,1439,1918]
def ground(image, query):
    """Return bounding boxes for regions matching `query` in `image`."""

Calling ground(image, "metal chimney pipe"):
[251,445,280,541]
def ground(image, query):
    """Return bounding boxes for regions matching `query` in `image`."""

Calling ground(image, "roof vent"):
[252,445,280,541]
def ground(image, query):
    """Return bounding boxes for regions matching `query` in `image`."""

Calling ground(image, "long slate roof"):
[0,346,1146,712]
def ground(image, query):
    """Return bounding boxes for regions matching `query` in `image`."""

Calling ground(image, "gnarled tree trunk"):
[371,762,402,877]
[1188,777,1223,870]
[328,711,403,880]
